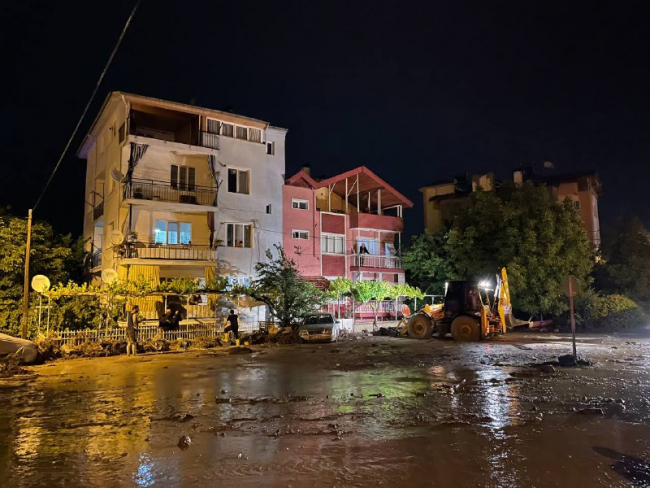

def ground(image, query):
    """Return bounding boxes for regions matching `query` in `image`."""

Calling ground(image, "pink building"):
[283,166,413,284]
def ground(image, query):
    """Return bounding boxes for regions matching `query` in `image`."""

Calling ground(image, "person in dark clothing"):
[224,309,239,341]
[359,243,370,254]
[126,305,140,356]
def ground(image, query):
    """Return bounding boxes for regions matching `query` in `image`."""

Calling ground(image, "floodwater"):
[1,332,650,487]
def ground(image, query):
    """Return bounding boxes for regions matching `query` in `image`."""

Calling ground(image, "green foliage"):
[246,245,325,327]
[350,280,392,326]
[566,289,646,331]
[326,277,352,300]
[0,211,79,336]
[402,230,456,294]
[593,217,650,301]
[447,183,593,316]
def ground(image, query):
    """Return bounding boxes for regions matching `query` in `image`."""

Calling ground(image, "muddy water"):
[1,334,649,487]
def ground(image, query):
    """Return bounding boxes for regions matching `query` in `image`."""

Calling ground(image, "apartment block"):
[283,166,413,284]
[79,92,287,291]
[420,167,602,246]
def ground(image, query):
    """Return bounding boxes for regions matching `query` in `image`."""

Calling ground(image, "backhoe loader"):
[406,268,519,341]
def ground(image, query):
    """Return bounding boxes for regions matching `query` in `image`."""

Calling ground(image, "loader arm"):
[497,267,512,333]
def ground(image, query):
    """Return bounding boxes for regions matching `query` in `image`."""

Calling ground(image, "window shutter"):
[171,165,178,189]
[239,170,249,194]
[188,167,196,191]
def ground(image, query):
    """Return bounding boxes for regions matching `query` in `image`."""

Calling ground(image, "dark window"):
[266,204,272,214]
[228,169,237,193]
[266,142,274,155]
[171,165,179,189]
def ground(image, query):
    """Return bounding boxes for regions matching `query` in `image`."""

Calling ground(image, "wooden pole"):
[21,209,33,339]
[569,279,577,361]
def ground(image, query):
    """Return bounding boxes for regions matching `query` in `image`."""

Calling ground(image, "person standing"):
[126,304,140,356]
[224,309,239,342]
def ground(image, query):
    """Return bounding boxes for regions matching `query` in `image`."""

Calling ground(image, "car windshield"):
[303,315,333,325]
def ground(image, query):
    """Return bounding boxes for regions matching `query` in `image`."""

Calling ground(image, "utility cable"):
[33,0,142,211]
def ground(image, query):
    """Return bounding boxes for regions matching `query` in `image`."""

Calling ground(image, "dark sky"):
[3,0,650,239]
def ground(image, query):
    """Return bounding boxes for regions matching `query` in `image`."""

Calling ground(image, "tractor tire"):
[436,323,450,339]
[451,316,481,341]
[407,314,434,340]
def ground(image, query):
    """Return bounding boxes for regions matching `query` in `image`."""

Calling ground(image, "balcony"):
[124,179,217,209]
[93,201,104,220]
[349,213,403,232]
[121,242,217,262]
[351,254,402,269]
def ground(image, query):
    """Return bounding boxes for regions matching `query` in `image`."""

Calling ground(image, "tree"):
[447,183,593,317]
[0,211,78,336]
[402,229,456,294]
[247,245,325,327]
[350,280,391,329]
[326,277,352,319]
[593,217,650,301]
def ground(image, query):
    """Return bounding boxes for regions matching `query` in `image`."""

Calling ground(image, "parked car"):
[298,313,341,343]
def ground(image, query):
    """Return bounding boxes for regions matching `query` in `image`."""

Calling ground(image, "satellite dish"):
[111,169,125,183]
[110,230,125,245]
[31,275,51,293]
[101,268,119,284]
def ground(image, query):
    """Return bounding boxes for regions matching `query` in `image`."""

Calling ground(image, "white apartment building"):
[78,92,286,293]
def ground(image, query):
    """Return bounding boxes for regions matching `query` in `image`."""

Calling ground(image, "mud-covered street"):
[1,332,650,487]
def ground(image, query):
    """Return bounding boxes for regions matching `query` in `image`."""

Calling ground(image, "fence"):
[51,321,264,346]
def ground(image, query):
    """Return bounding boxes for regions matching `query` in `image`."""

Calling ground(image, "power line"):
[33,0,142,211]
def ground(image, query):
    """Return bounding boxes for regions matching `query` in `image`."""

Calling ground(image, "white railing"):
[351,254,402,269]
[51,321,264,346]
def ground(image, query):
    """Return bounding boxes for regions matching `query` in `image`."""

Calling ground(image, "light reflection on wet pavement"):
[1,333,649,487]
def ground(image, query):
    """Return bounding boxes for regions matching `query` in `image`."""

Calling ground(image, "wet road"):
[1,332,649,487]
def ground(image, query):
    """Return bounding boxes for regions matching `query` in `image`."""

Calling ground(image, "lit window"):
[226,223,253,248]
[155,220,191,245]
[228,168,250,194]
[292,230,309,240]
[292,198,309,210]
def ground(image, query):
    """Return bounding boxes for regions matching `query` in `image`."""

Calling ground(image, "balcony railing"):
[93,201,104,220]
[351,254,402,269]
[128,121,219,150]
[121,242,217,261]
[125,179,217,207]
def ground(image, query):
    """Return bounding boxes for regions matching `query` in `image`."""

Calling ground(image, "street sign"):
[562,275,580,297]
[31,275,50,293]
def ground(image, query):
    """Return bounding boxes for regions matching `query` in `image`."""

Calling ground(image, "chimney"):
[302,164,311,176]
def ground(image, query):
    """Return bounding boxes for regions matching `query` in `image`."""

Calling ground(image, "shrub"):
[564,289,646,332]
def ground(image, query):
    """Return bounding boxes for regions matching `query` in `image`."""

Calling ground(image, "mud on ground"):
[1,331,649,487]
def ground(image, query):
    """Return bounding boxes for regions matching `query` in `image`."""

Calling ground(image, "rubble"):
[177,435,192,450]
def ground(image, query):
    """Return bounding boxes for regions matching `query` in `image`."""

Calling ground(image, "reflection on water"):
[1,341,649,487]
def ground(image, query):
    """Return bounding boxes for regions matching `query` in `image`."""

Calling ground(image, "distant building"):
[78,92,287,293]
[420,167,602,246]
[283,166,414,284]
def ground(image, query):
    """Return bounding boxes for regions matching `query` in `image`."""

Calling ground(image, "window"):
[574,200,581,211]
[322,235,344,254]
[266,204,272,214]
[207,118,220,134]
[226,223,253,248]
[228,168,250,194]
[249,128,262,143]
[292,198,309,210]
[171,165,196,191]
[221,123,233,137]
[155,220,191,245]
[293,230,309,240]
[266,142,275,155]
[236,126,248,140]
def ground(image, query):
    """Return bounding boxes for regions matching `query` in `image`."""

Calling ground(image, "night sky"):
[3,0,650,239]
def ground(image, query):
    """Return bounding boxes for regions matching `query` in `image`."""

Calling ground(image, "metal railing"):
[122,242,217,261]
[90,250,102,268]
[129,122,219,150]
[93,201,104,220]
[351,254,402,269]
[125,179,217,207]
[198,130,219,149]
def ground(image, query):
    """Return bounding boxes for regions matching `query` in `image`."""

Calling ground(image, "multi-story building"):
[420,167,602,246]
[79,92,287,293]
[283,166,413,284]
